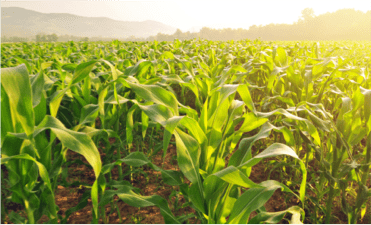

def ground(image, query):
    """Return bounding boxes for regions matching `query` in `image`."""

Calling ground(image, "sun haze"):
[1,0,370,31]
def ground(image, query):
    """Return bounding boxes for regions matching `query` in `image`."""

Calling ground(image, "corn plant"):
[2,39,371,224]
[1,64,102,223]
[117,71,308,223]
[293,92,371,223]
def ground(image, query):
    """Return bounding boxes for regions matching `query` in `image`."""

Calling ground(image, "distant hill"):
[1,7,177,38]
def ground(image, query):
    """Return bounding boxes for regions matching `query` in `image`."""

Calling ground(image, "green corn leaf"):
[31,70,45,108]
[161,116,206,160]
[124,59,152,77]
[1,64,34,136]
[33,115,102,178]
[160,170,183,186]
[228,185,282,224]
[208,166,261,188]
[1,86,14,144]
[101,186,180,224]
[98,86,109,116]
[126,104,138,147]
[49,88,69,118]
[141,110,149,139]
[248,206,303,224]
[238,143,306,203]
[173,128,205,213]
[137,104,173,123]
[1,153,57,219]
[238,112,269,133]
[72,60,97,84]
[61,63,77,73]
[15,57,32,73]
[32,115,102,218]
[100,59,119,80]
[256,108,306,121]
[128,82,179,115]
[8,211,26,224]
[273,46,288,67]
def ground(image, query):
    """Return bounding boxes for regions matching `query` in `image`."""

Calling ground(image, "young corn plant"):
[121,73,308,223]
[292,95,371,223]
[2,39,371,224]
[1,64,102,223]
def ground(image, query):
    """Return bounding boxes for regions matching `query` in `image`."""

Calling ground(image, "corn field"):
[1,39,371,224]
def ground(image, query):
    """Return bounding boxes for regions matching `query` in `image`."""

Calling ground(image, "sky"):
[1,0,370,31]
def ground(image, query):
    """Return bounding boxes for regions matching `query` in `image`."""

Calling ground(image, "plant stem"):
[117,143,123,180]
[361,134,370,184]
[25,199,35,224]
[0,166,5,224]
[305,143,310,168]
[101,205,107,224]
[115,104,123,180]
[325,184,334,224]
[115,201,122,223]
[148,127,154,157]
[326,141,342,224]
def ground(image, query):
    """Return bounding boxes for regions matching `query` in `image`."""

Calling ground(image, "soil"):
[2,138,370,224]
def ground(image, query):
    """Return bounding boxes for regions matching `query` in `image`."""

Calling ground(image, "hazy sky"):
[1,0,370,31]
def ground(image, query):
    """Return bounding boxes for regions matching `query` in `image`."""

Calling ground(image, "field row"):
[1,39,371,224]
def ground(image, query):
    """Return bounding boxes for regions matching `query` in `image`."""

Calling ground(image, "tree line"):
[1,33,90,43]
[1,8,370,43]
[145,8,370,42]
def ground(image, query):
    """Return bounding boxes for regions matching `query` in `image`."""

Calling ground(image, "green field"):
[1,39,370,224]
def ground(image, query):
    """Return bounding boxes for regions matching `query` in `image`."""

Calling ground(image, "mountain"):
[1,7,177,38]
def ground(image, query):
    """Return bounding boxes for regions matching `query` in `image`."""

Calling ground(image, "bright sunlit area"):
[1,0,370,31]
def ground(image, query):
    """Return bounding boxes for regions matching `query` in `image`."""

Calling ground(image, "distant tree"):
[146,35,155,41]
[301,8,315,21]
[36,34,46,42]
[36,34,41,42]
[81,37,89,42]
[174,29,183,40]
[4,36,28,42]
[156,33,169,41]
[183,31,191,39]
[36,33,58,42]
[200,27,214,40]
[49,33,58,42]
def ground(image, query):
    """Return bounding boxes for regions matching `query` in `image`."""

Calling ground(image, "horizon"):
[1,0,370,32]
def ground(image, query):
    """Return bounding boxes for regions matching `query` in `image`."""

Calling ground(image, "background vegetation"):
[2,8,370,43]
[1,38,370,224]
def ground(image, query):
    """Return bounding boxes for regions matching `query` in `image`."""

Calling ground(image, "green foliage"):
[1,39,370,224]
[36,33,58,43]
